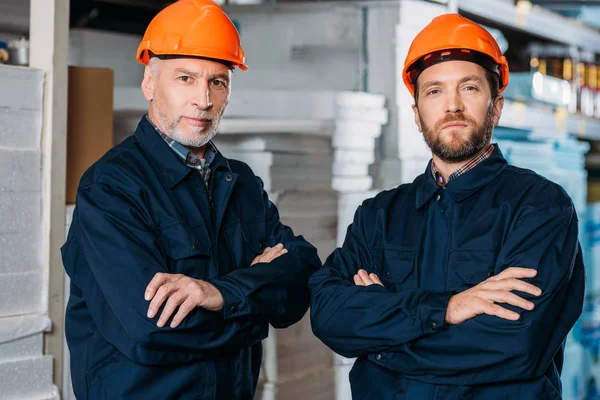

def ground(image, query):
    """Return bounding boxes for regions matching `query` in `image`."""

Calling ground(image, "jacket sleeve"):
[210,177,322,329]
[374,205,585,385]
[309,202,454,359]
[62,182,265,366]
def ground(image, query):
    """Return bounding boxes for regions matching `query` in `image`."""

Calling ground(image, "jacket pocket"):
[449,250,496,291]
[373,248,418,291]
[159,223,212,279]
[223,218,267,270]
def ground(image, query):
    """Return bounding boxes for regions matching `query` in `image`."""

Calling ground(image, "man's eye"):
[178,76,192,83]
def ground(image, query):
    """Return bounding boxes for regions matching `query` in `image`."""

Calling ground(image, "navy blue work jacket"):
[61,116,321,400]
[310,145,585,400]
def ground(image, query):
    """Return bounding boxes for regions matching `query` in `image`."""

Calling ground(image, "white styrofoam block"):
[215,135,332,155]
[332,133,376,152]
[226,90,337,120]
[278,216,337,241]
[333,162,370,177]
[0,332,43,362]
[335,91,386,109]
[0,314,51,344]
[0,108,43,150]
[337,191,380,245]
[0,232,42,274]
[65,205,76,229]
[0,65,44,111]
[272,176,332,192]
[334,149,375,165]
[399,158,429,184]
[0,272,44,317]
[336,106,389,125]
[0,150,41,192]
[220,118,335,137]
[0,356,54,400]
[335,363,354,400]
[398,0,447,28]
[0,191,41,234]
[335,120,383,138]
[69,29,143,87]
[338,191,379,211]
[398,136,430,159]
[276,190,338,218]
[333,176,373,193]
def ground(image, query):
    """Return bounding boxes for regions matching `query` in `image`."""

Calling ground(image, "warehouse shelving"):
[459,0,600,53]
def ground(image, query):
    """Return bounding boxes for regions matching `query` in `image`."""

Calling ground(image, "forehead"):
[160,57,232,76]
[417,60,487,86]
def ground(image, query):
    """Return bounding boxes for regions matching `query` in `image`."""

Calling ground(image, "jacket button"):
[436,194,441,201]
[375,354,382,361]
[192,243,199,250]
[386,271,390,279]
[226,174,233,182]
[230,304,238,313]
[430,321,438,330]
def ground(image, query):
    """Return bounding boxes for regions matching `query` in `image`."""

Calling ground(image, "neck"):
[432,145,490,181]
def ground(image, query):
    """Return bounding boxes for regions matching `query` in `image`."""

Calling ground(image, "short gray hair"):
[148,57,161,77]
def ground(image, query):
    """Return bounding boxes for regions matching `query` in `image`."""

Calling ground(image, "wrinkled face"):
[412,60,503,163]
[142,57,232,149]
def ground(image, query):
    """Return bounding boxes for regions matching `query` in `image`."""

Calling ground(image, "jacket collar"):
[134,116,232,188]
[415,144,508,209]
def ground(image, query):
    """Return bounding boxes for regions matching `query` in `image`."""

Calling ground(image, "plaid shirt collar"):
[431,144,495,188]
[145,115,218,178]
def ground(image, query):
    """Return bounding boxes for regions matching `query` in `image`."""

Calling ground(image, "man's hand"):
[445,267,542,325]
[251,243,288,266]
[145,273,224,328]
[354,269,384,287]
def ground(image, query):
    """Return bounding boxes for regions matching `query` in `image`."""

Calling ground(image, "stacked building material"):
[0,65,57,399]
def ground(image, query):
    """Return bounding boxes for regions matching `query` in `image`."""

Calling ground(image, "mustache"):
[181,112,213,121]
[435,113,476,129]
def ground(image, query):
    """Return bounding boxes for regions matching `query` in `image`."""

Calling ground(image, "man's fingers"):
[354,274,366,286]
[145,272,170,301]
[487,278,542,297]
[482,301,521,321]
[254,244,288,264]
[170,299,196,328]
[369,273,384,287]
[494,267,537,280]
[358,270,374,285]
[157,294,184,327]
[148,283,174,319]
[486,291,535,311]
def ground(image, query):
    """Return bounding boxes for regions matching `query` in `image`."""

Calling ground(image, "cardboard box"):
[255,366,335,400]
[66,66,114,203]
[589,181,600,203]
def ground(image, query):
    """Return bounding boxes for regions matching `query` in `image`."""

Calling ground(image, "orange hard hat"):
[402,14,509,97]
[136,0,247,70]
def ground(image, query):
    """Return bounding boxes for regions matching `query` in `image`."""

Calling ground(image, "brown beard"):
[420,104,495,163]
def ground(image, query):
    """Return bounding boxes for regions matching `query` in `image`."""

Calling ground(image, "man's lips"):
[183,116,211,127]
[442,121,468,129]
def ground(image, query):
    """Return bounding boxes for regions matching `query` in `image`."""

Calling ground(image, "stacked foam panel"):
[214,125,336,400]
[332,91,387,193]
[0,65,57,399]
[333,190,379,400]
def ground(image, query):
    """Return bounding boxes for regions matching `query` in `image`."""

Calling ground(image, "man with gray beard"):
[61,1,320,399]
[310,14,584,400]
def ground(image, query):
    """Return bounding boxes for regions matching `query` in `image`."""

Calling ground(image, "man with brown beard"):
[309,14,584,400]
